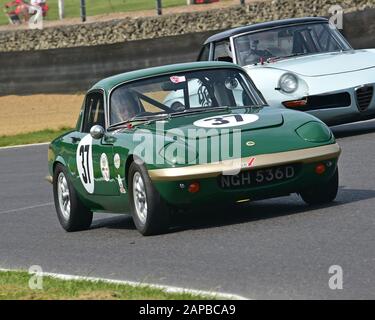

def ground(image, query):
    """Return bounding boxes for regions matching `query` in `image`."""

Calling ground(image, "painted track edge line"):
[0,202,54,214]
[0,142,49,150]
[0,268,248,300]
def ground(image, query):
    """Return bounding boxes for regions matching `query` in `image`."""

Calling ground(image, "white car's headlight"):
[279,73,299,93]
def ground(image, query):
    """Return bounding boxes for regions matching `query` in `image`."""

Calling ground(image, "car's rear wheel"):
[128,161,171,236]
[53,163,93,231]
[300,168,339,205]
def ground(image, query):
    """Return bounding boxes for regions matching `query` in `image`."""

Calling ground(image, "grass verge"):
[0,270,212,300]
[0,127,72,147]
[0,0,186,25]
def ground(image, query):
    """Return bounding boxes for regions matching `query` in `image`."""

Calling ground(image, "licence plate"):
[219,165,298,189]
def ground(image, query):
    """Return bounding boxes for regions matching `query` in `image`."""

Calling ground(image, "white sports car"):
[198,17,375,126]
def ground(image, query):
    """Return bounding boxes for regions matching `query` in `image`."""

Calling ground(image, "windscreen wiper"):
[267,52,306,63]
[231,104,266,109]
[170,106,229,117]
[108,113,170,131]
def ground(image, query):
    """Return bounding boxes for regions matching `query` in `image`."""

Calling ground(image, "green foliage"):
[0,127,72,147]
[0,270,212,300]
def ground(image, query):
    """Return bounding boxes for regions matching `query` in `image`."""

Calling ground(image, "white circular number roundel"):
[100,153,110,182]
[114,153,121,170]
[76,134,94,194]
[193,114,259,128]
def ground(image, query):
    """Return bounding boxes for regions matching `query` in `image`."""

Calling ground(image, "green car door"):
[76,91,119,197]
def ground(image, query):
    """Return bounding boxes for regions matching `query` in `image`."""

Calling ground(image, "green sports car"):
[48,62,341,236]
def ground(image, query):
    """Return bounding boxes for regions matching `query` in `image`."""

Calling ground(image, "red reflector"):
[283,99,308,108]
[315,164,326,175]
[188,182,200,193]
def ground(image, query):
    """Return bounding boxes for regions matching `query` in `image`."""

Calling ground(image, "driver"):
[242,39,273,65]
[110,90,144,124]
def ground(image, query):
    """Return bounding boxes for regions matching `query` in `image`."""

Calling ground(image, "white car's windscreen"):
[234,22,352,66]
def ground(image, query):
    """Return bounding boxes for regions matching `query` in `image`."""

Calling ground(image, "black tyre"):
[300,169,339,205]
[53,163,93,232]
[128,161,171,236]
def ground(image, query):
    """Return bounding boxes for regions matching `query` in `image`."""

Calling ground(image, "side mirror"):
[90,125,105,140]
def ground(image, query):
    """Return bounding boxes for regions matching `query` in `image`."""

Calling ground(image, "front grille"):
[356,85,374,112]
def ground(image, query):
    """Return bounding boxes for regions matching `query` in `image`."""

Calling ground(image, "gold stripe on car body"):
[148,143,341,181]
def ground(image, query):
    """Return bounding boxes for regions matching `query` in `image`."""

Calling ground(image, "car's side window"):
[81,92,105,133]
[311,25,341,52]
[213,41,233,63]
[197,44,210,61]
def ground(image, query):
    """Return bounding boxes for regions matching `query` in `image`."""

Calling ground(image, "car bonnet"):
[256,49,375,77]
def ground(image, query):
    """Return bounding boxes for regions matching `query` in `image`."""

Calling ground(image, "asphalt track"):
[1,121,375,299]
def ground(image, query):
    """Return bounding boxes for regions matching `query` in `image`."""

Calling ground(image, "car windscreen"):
[109,68,265,126]
[234,22,352,66]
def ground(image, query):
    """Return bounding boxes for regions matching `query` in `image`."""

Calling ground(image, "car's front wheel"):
[300,168,339,205]
[53,163,93,231]
[128,162,171,236]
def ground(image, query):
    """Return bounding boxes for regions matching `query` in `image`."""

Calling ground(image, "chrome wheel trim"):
[132,171,148,225]
[57,172,71,220]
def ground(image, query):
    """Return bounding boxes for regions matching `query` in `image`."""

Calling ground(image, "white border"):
[0,202,53,215]
[0,142,49,150]
[0,268,248,300]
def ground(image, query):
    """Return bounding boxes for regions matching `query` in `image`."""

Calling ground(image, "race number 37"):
[76,135,94,194]
[193,114,259,128]
[79,145,91,184]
